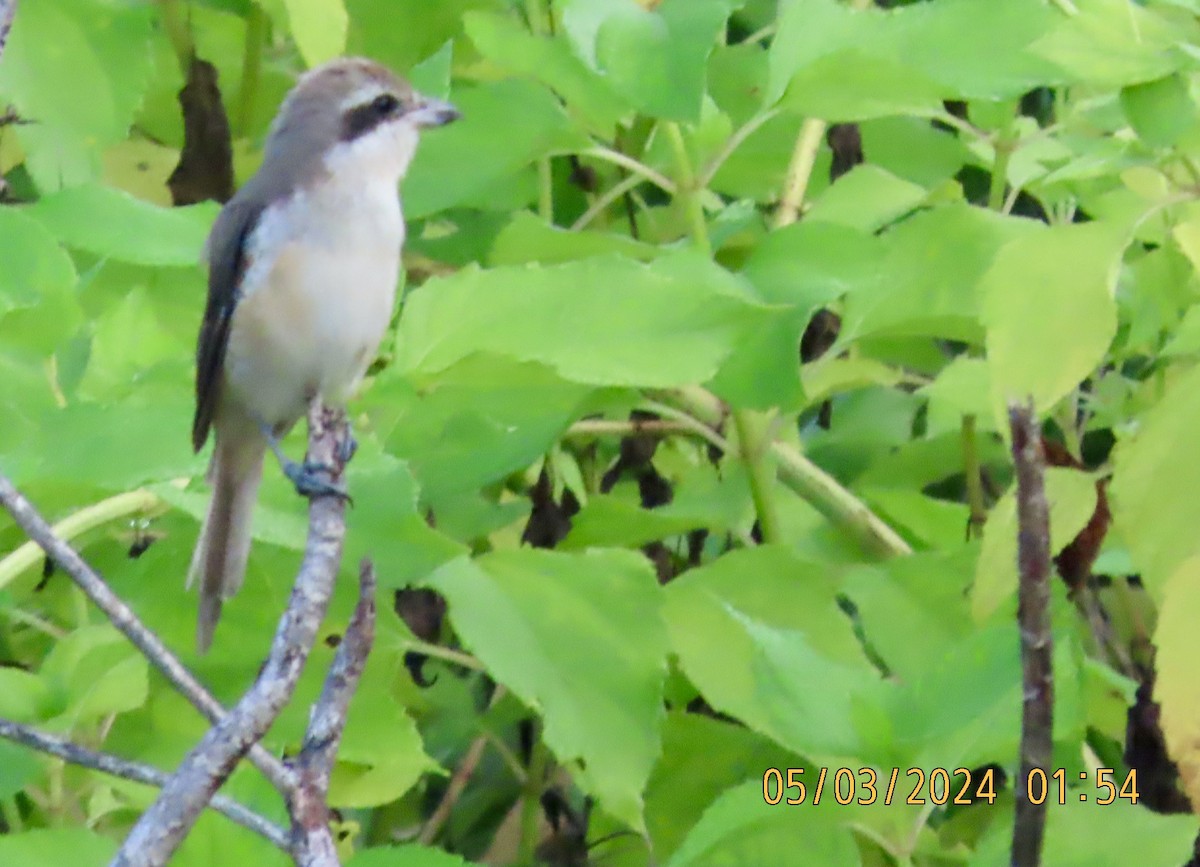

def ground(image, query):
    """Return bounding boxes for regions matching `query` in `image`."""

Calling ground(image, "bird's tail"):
[187,421,266,654]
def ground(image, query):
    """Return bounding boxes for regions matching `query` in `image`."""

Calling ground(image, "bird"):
[187,57,459,653]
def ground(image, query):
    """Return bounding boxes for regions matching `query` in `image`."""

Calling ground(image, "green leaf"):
[1032,0,1192,89]
[664,778,860,867]
[41,625,149,724]
[403,79,588,219]
[1110,364,1200,599]
[844,204,1040,344]
[395,252,770,388]
[282,0,349,67]
[0,208,77,315]
[971,797,1196,866]
[664,546,885,761]
[982,221,1123,421]
[0,666,55,722]
[25,186,217,266]
[1121,73,1198,148]
[805,165,928,233]
[464,11,629,135]
[560,0,738,121]
[424,549,667,829]
[489,212,658,266]
[645,714,802,861]
[972,467,1099,622]
[0,828,116,867]
[369,356,594,500]
[0,740,42,800]
[769,0,1060,107]
[0,0,154,189]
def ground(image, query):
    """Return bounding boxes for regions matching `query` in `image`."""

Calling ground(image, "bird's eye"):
[371,93,400,116]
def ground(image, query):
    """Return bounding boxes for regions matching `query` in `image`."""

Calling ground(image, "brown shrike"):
[188,58,458,652]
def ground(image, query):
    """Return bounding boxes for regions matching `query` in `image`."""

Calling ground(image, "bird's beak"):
[409,96,461,129]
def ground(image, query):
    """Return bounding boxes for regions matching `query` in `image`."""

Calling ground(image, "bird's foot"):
[282,457,352,503]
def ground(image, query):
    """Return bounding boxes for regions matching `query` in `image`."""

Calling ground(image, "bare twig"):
[290,559,377,867]
[0,718,289,850]
[0,475,295,795]
[0,0,16,60]
[112,404,351,867]
[1008,401,1053,867]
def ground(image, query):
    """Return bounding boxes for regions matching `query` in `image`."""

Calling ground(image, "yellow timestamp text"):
[762,767,1139,807]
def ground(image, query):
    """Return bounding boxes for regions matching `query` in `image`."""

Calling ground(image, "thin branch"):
[0,476,295,795]
[0,0,16,60]
[418,733,488,845]
[698,109,779,189]
[570,172,644,232]
[579,147,677,196]
[112,404,352,867]
[565,418,701,439]
[290,559,377,867]
[0,719,289,850]
[400,638,485,672]
[961,414,987,538]
[773,117,826,228]
[1008,401,1053,867]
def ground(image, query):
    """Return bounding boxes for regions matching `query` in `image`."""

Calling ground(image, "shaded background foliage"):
[3,0,1200,865]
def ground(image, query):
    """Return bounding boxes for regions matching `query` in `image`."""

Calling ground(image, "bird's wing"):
[192,198,264,452]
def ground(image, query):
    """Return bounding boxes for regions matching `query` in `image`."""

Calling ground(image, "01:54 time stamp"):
[763,767,1139,807]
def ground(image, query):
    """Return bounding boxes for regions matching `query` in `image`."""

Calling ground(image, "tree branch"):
[0,0,16,60]
[0,718,289,850]
[1008,401,1053,867]
[290,559,376,867]
[112,404,352,867]
[0,478,295,796]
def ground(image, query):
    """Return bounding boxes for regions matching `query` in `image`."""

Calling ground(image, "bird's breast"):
[223,179,403,428]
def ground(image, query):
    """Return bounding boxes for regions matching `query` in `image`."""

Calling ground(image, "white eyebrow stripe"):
[340,83,392,112]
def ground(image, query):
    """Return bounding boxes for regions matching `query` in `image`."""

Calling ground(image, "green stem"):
[774,117,826,228]
[772,440,912,557]
[236,5,267,135]
[655,388,912,558]
[402,640,485,672]
[517,726,549,863]
[157,0,194,73]
[962,414,987,538]
[987,135,1014,212]
[663,121,711,256]
[734,411,782,544]
[581,146,677,195]
[0,490,162,592]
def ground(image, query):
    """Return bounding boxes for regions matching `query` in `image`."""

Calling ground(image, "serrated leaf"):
[395,252,769,388]
[1109,365,1200,599]
[25,185,217,266]
[424,548,667,829]
[664,546,884,762]
[982,221,1122,421]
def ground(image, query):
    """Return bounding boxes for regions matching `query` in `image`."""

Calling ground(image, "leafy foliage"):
[2,0,1200,864]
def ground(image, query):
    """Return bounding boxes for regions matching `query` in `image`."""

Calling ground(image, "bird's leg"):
[260,422,350,501]
[336,420,358,465]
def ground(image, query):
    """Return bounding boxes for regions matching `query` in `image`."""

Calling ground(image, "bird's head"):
[262,57,460,187]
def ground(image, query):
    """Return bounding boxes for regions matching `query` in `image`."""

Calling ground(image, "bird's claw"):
[336,429,358,465]
[283,459,352,503]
